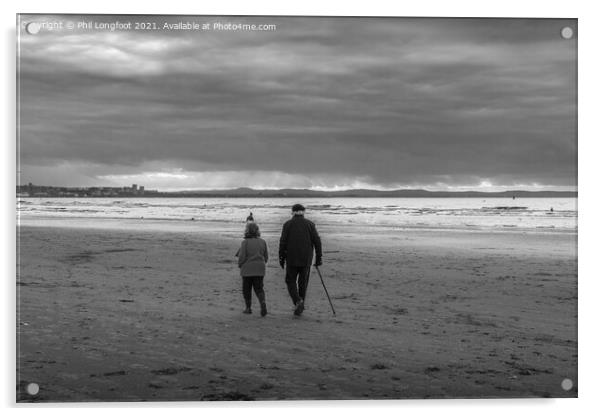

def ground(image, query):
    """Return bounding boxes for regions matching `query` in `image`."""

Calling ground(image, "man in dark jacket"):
[279,203,322,316]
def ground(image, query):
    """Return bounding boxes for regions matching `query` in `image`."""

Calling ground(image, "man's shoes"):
[260,303,268,317]
[243,307,252,314]
[294,299,304,316]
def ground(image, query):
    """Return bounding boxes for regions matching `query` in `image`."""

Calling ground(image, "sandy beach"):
[16,221,577,401]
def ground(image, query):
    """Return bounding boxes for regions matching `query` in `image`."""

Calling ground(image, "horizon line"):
[17,183,577,194]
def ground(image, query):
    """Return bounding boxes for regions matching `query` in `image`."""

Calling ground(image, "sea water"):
[17,197,577,232]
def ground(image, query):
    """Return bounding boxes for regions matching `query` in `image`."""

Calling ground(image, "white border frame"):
[3,1,600,415]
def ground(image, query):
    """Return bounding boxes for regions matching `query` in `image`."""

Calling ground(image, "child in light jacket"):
[236,222,268,316]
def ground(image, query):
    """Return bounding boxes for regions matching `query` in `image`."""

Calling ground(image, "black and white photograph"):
[16,14,577,402]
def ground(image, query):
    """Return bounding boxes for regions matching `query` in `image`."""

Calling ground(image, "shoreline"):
[17,215,578,236]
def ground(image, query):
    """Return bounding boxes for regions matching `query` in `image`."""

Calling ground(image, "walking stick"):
[314,266,336,316]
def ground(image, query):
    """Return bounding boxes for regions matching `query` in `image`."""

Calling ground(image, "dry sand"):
[16,221,577,401]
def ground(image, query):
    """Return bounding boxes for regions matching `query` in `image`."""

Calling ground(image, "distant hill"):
[164,188,577,198]
[17,184,577,198]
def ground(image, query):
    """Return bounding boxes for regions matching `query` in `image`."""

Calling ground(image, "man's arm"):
[279,222,289,268]
[310,222,323,265]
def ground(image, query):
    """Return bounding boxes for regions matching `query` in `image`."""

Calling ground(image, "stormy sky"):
[18,15,577,191]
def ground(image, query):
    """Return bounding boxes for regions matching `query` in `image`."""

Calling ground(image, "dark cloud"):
[18,15,577,190]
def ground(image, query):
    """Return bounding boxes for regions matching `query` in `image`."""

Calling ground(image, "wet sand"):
[16,222,577,401]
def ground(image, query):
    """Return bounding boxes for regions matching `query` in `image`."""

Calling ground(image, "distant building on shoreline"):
[16,183,158,197]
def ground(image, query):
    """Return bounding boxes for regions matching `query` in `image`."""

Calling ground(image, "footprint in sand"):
[424,366,441,374]
[150,367,192,375]
[102,370,127,376]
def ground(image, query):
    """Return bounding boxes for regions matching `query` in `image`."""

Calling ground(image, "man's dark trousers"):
[285,264,310,305]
